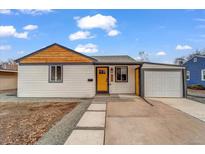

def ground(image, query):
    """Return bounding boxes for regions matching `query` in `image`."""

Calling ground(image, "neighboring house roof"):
[0,69,17,73]
[183,55,205,65]
[194,55,205,58]
[92,55,139,64]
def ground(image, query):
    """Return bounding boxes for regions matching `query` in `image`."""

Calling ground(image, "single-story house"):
[183,55,205,87]
[0,69,17,91]
[15,43,186,98]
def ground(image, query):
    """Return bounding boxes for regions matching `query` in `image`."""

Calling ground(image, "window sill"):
[49,81,63,83]
[115,81,128,83]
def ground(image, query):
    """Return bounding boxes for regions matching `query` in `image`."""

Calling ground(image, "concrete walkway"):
[64,94,136,145]
[64,95,205,145]
[150,98,205,122]
[105,97,205,144]
[64,98,106,145]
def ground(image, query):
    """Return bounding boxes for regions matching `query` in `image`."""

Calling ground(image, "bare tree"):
[137,51,149,62]
[0,59,17,70]
[174,57,186,65]
[174,49,205,65]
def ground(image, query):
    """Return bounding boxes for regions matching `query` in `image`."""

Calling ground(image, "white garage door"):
[144,70,183,97]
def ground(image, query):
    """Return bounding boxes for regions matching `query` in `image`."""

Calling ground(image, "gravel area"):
[36,99,91,145]
[0,90,92,145]
[187,89,205,97]
[187,89,205,104]
[0,102,78,145]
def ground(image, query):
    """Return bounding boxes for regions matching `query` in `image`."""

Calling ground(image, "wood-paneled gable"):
[18,44,95,64]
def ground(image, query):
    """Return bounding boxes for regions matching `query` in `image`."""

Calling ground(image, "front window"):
[115,66,128,82]
[194,58,197,62]
[49,65,63,83]
[201,69,205,81]
[186,71,190,80]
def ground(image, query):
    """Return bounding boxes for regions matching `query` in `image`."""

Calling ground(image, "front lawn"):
[0,102,78,144]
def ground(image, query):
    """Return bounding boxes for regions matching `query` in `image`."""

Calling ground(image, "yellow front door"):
[97,67,108,93]
[135,68,140,96]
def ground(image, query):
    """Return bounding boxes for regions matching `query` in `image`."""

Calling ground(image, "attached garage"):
[141,63,186,98]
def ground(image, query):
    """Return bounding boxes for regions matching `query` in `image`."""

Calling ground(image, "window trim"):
[49,65,63,83]
[201,69,205,81]
[115,66,128,82]
[186,71,190,81]
[193,57,197,62]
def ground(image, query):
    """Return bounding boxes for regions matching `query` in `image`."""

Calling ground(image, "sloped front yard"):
[0,102,78,145]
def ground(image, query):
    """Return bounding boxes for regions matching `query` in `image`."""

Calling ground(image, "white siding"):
[144,70,183,97]
[18,65,95,98]
[0,72,17,90]
[95,65,136,94]
[110,65,136,94]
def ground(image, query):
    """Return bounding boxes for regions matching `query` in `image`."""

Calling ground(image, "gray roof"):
[92,55,138,64]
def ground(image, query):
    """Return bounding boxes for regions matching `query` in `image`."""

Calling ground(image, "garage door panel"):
[144,70,183,97]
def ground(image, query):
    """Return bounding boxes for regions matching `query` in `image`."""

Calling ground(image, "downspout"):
[183,68,187,98]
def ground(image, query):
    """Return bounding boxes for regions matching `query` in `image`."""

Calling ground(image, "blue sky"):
[0,9,205,63]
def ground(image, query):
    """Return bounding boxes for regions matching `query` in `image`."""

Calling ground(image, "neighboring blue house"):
[183,55,205,87]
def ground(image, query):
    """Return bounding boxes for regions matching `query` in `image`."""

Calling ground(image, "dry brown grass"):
[0,102,78,145]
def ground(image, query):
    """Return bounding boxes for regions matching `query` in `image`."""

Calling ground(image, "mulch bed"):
[0,102,78,145]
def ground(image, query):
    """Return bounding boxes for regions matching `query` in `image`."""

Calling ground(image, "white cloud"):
[107,29,120,37]
[156,51,166,56]
[17,51,25,54]
[0,26,16,37]
[76,14,117,31]
[162,60,173,64]
[196,25,205,28]
[176,44,192,50]
[76,14,120,36]
[69,31,94,41]
[14,32,28,39]
[135,56,143,61]
[23,24,38,31]
[0,10,52,16]
[195,18,205,28]
[0,26,28,39]
[0,9,12,15]
[195,18,205,22]
[75,43,98,53]
[73,16,80,20]
[18,9,52,16]
[0,45,11,51]
[187,38,205,42]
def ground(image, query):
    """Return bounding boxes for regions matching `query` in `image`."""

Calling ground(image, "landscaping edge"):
[35,99,91,145]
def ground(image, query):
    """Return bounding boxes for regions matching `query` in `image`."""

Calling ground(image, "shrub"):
[188,84,205,90]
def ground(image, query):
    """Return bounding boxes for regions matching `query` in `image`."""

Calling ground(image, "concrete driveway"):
[105,97,205,144]
[150,98,205,122]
